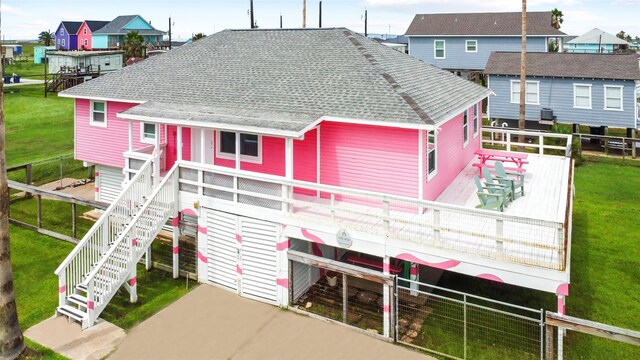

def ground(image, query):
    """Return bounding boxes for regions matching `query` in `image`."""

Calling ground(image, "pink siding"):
[75,99,166,168]
[293,128,318,195]
[77,23,92,50]
[166,126,192,168]
[424,101,483,200]
[213,133,286,176]
[319,122,419,198]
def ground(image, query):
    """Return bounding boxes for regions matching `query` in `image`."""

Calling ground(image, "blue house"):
[92,15,165,50]
[405,12,565,73]
[485,52,640,134]
[55,21,83,51]
[566,28,630,54]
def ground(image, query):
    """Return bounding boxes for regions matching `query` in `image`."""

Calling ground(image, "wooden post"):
[342,273,348,323]
[545,324,555,360]
[71,203,77,239]
[37,194,42,228]
[25,163,32,198]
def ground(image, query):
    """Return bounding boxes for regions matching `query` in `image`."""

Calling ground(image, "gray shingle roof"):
[406,12,565,37]
[61,21,83,35]
[84,21,110,32]
[484,52,640,80]
[61,28,490,132]
[567,28,630,46]
[92,15,165,35]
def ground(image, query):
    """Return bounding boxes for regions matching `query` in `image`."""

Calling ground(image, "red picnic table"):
[473,149,528,175]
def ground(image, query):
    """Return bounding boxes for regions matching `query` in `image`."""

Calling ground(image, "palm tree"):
[123,31,145,59]
[551,8,563,52]
[519,0,527,137]
[38,30,54,46]
[0,40,26,360]
[192,33,206,41]
[616,30,626,40]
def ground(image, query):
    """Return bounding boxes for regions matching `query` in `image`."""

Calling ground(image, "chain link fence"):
[397,278,544,360]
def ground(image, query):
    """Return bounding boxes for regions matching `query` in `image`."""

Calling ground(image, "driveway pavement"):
[109,285,431,360]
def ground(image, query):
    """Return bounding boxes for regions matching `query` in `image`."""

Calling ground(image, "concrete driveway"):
[109,285,431,360]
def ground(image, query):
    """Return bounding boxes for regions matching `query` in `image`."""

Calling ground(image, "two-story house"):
[55,29,573,337]
[54,21,82,51]
[405,12,565,75]
[91,15,165,50]
[77,21,110,50]
[566,28,631,54]
[485,52,640,135]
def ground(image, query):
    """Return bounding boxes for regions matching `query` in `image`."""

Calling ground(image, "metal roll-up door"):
[97,165,124,203]
[206,210,238,291]
[240,218,279,303]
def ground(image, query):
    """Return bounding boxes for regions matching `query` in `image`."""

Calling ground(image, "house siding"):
[408,36,547,70]
[488,75,637,128]
[567,43,614,54]
[77,23,93,50]
[319,122,419,198]
[123,16,154,30]
[92,35,108,49]
[424,103,482,200]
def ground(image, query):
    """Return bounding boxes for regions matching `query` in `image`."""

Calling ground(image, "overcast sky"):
[1,0,639,41]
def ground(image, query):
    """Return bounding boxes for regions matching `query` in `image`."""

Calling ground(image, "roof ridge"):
[342,30,434,125]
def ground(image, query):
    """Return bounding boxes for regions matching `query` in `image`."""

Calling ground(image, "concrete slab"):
[109,285,431,360]
[25,316,125,360]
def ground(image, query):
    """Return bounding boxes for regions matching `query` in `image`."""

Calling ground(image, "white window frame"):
[510,80,540,105]
[603,85,624,111]
[573,84,592,109]
[434,40,446,59]
[465,39,478,53]
[83,28,87,35]
[426,130,437,180]
[61,39,66,47]
[473,103,479,137]
[140,122,157,144]
[215,131,263,164]
[61,28,64,36]
[462,110,469,147]
[89,100,107,128]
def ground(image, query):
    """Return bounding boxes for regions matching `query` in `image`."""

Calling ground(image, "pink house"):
[76,20,109,50]
[57,28,574,334]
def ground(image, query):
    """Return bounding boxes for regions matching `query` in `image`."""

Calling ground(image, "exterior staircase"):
[54,158,178,329]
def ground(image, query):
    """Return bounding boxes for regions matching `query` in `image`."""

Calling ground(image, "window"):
[427,130,437,179]
[466,40,477,53]
[62,39,65,47]
[90,101,107,127]
[216,131,262,163]
[83,28,87,35]
[140,123,157,144]
[510,80,539,105]
[61,28,64,36]
[573,84,592,109]
[85,39,88,46]
[462,110,469,147]
[104,57,111,66]
[434,40,445,59]
[604,85,623,111]
[473,103,479,136]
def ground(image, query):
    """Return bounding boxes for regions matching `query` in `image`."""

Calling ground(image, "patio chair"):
[474,176,504,212]
[495,161,525,197]
[482,167,513,203]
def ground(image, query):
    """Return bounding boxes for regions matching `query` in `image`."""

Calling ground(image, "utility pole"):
[364,9,368,37]
[168,16,172,50]
[303,0,307,28]
[250,0,255,29]
[319,1,322,28]
[280,14,283,29]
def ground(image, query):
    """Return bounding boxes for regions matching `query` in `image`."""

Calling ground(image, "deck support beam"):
[145,247,152,271]
[557,294,566,360]
[154,124,161,186]
[172,213,180,279]
[382,255,390,338]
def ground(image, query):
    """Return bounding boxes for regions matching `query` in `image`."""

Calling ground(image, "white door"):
[191,128,202,163]
[240,218,279,303]
[206,210,238,291]
[191,128,214,164]
[97,165,125,203]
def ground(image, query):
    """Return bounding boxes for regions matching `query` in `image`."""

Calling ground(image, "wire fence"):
[397,278,544,360]
[7,153,91,192]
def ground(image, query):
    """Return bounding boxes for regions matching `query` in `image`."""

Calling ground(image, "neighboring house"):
[34,46,56,64]
[566,28,631,54]
[48,50,125,74]
[485,52,640,134]
[57,28,573,333]
[55,21,83,50]
[77,21,110,50]
[92,15,165,49]
[406,12,565,72]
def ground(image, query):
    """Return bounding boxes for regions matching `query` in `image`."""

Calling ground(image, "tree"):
[38,30,54,46]
[624,34,632,43]
[192,33,206,41]
[123,31,145,59]
[616,30,626,40]
[0,32,26,360]
[519,0,527,137]
[551,8,563,52]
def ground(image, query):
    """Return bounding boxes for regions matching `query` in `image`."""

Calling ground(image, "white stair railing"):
[84,164,178,327]
[54,158,154,309]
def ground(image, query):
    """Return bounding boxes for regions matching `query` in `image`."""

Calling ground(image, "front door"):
[191,128,214,164]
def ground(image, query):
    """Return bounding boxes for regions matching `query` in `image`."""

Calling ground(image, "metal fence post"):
[540,309,544,360]
[342,273,348,323]
[463,294,468,360]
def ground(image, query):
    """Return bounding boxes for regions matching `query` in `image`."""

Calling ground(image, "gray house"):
[485,52,640,134]
[406,12,565,73]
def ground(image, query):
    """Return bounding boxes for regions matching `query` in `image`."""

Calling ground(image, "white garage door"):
[205,209,279,303]
[97,165,124,203]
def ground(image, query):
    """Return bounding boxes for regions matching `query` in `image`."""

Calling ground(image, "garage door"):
[205,209,279,303]
[97,165,124,203]
[207,210,238,291]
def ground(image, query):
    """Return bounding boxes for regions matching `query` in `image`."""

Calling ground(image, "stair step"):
[68,294,88,307]
[57,305,87,322]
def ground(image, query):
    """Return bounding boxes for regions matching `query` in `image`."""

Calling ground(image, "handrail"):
[481,127,572,157]
[54,157,154,275]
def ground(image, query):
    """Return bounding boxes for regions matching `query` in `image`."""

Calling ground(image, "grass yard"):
[5,62,46,80]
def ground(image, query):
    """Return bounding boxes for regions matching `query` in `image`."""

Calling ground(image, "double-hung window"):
[427,130,437,179]
[217,131,262,163]
[90,101,107,127]
[434,40,445,59]
[83,28,87,35]
[141,123,157,144]
[573,84,592,109]
[466,40,477,53]
[473,103,479,136]
[462,110,469,147]
[510,80,540,105]
[604,85,623,111]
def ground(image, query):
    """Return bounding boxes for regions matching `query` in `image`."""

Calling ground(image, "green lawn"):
[5,62,46,80]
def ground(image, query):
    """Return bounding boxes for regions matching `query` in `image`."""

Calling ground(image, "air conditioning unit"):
[539,108,556,125]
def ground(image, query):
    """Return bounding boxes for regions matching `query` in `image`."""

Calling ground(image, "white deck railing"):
[54,158,154,306]
[177,155,571,271]
[482,127,572,157]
